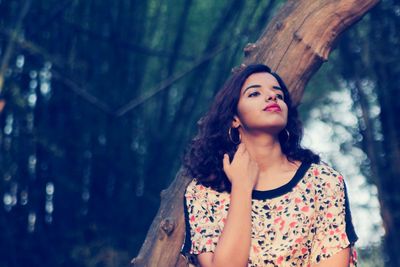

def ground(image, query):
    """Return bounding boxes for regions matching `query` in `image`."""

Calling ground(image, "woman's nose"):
[265,93,277,101]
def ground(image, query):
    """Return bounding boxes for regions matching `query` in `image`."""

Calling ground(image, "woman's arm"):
[197,184,253,267]
[198,143,259,267]
[311,247,351,267]
[309,165,358,267]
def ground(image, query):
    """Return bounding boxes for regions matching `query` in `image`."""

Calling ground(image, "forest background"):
[0,0,399,266]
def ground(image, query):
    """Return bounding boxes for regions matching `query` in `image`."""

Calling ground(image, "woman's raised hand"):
[222,143,260,192]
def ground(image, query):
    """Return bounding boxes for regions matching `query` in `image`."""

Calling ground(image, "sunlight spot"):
[16,55,25,68]
[46,182,54,195]
[28,212,36,232]
[20,190,28,205]
[45,201,54,213]
[3,193,12,209]
[28,93,37,107]
[40,82,51,95]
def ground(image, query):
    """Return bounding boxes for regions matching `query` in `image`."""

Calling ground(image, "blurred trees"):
[0,1,283,266]
[0,0,398,266]
[335,1,400,266]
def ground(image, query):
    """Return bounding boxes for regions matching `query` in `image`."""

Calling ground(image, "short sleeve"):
[310,169,359,265]
[181,180,221,259]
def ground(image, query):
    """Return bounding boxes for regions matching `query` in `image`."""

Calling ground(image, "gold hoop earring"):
[228,127,241,145]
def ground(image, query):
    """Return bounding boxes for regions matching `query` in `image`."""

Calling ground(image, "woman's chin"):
[245,125,286,135]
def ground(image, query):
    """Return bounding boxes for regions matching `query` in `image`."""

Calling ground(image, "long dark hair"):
[182,64,320,192]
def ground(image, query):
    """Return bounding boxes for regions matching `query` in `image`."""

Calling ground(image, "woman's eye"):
[248,92,259,97]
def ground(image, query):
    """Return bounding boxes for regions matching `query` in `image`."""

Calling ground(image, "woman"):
[180,64,358,266]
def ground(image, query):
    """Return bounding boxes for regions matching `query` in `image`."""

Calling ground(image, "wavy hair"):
[182,64,320,192]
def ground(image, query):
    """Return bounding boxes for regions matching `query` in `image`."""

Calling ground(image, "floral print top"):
[181,162,359,266]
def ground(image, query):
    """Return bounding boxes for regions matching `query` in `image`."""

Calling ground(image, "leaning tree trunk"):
[132,0,379,266]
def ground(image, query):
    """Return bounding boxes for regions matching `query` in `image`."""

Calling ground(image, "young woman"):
[180,64,358,267]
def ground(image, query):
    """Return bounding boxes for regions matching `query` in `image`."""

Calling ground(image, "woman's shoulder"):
[185,178,212,196]
[309,161,346,191]
[185,178,227,199]
[310,161,343,175]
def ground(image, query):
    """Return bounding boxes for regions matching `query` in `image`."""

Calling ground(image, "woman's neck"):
[240,132,287,173]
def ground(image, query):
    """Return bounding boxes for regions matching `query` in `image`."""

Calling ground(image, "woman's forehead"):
[241,72,281,91]
[245,72,278,84]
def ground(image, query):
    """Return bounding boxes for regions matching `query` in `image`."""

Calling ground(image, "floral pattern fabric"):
[181,162,358,266]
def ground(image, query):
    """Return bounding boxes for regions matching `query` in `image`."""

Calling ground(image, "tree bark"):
[132,0,379,266]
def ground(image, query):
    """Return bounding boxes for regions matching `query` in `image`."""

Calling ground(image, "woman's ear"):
[231,115,241,128]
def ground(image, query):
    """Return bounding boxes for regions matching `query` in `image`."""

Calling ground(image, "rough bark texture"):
[243,0,379,105]
[132,0,379,266]
[131,167,192,267]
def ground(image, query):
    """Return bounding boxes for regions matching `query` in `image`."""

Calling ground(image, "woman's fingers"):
[236,142,245,154]
[222,142,260,187]
[236,142,248,157]
[223,154,234,181]
[223,154,230,169]
[231,143,250,164]
[224,143,250,171]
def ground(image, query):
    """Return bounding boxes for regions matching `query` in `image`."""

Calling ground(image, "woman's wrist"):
[231,182,253,196]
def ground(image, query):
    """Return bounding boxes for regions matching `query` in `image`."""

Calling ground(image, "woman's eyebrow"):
[242,84,283,95]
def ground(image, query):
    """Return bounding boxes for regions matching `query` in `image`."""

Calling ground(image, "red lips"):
[263,103,281,111]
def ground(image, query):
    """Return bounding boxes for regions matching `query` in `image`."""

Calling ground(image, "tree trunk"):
[132,0,379,266]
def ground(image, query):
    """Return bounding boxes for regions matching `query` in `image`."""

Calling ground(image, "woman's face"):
[232,72,288,135]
